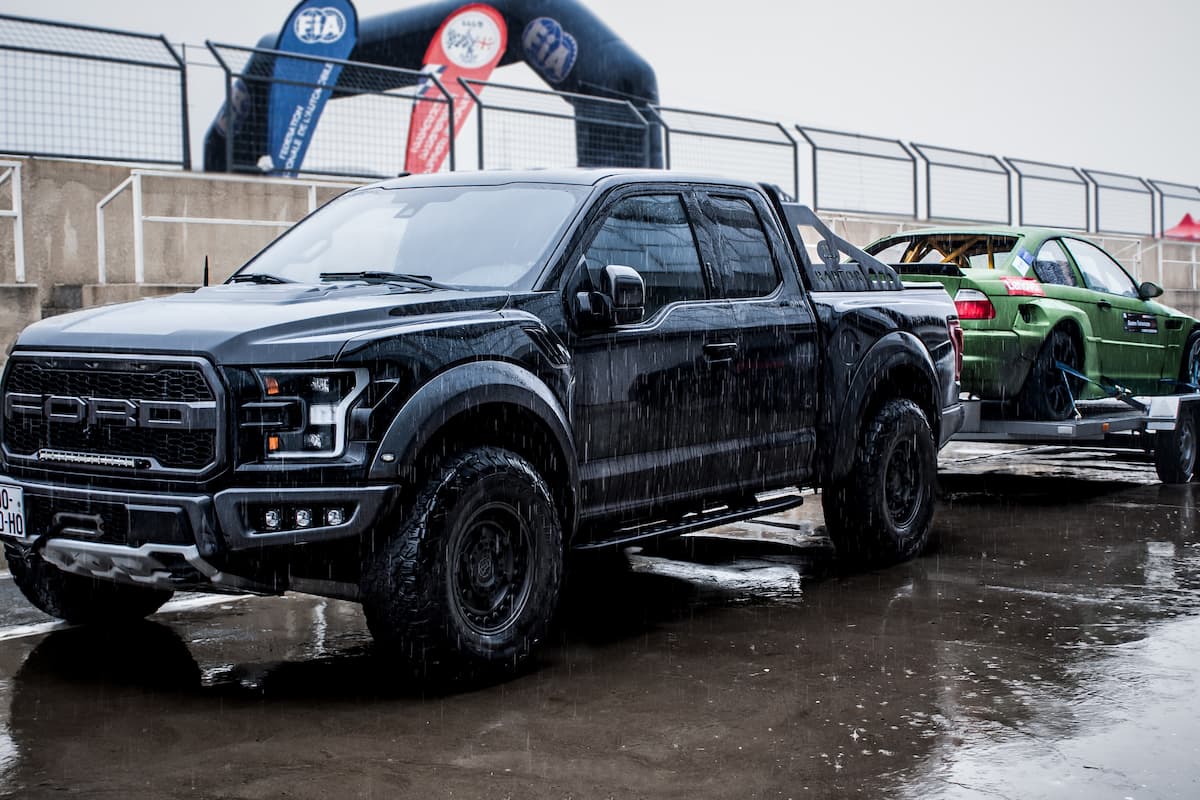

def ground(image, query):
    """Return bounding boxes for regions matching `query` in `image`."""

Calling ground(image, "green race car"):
[864,228,1200,420]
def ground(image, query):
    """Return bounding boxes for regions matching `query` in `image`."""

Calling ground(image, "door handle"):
[1097,300,1113,310]
[703,342,739,363]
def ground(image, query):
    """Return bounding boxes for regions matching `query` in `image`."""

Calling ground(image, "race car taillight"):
[947,316,964,382]
[1000,276,1045,297]
[953,288,995,320]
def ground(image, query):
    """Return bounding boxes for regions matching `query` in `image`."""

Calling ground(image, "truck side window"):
[584,194,707,317]
[704,195,781,298]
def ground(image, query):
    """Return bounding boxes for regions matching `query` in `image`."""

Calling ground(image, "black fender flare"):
[368,360,578,526]
[827,331,942,482]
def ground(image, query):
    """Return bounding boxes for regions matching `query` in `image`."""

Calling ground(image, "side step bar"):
[573,493,805,551]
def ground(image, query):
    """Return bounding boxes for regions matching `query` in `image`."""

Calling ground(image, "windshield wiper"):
[228,272,293,284]
[319,271,458,291]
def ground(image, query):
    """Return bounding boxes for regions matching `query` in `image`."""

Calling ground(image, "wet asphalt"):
[0,444,1198,799]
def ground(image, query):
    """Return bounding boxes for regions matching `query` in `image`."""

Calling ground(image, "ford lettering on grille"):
[4,393,216,429]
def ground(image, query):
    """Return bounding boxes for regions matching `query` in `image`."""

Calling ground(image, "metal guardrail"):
[1150,180,1200,238]
[0,13,189,167]
[207,42,452,179]
[1007,158,1089,231]
[1083,169,1153,237]
[459,78,650,171]
[95,169,363,284]
[648,107,798,201]
[0,160,25,283]
[911,143,1011,225]
[794,126,917,218]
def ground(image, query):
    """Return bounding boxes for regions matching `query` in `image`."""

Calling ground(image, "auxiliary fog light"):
[325,508,346,526]
[264,509,282,531]
[294,508,313,528]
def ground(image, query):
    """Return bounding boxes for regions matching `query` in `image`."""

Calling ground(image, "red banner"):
[405,3,507,174]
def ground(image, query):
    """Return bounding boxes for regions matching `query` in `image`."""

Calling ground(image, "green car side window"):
[1033,240,1078,287]
[1062,238,1139,299]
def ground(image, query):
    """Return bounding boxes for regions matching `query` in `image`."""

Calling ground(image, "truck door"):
[567,190,741,519]
[696,190,819,490]
[1061,237,1168,393]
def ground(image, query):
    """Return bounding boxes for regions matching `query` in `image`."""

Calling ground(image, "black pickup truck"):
[0,169,963,672]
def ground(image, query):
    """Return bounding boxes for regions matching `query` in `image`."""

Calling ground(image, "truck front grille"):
[2,354,224,478]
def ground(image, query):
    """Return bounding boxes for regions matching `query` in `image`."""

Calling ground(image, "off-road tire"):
[361,446,563,676]
[1154,406,1198,484]
[4,545,173,624]
[1019,328,1085,421]
[1180,330,1200,391]
[822,399,937,566]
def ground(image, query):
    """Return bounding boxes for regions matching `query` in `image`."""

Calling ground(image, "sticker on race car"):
[1013,247,1034,276]
[1122,312,1159,334]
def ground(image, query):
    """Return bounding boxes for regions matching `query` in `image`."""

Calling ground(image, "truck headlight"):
[243,368,368,459]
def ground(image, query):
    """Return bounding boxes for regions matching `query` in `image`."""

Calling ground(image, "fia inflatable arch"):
[203,0,662,173]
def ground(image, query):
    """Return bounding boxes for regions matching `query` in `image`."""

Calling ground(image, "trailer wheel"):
[822,399,937,566]
[361,446,563,677]
[1155,407,1197,484]
[1019,328,1084,421]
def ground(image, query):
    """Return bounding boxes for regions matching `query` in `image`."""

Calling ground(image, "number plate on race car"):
[0,483,25,539]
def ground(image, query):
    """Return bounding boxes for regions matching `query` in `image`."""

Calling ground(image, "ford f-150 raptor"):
[0,169,963,673]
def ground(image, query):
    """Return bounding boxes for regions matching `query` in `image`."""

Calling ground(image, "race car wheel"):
[1180,330,1200,390]
[361,446,563,677]
[1019,328,1084,421]
[822,399,937,566]
[4,544,174,624]
[1154,406,1198,484]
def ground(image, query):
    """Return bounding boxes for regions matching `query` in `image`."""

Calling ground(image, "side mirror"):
[1138,281,1164,300]
[600,265,645,325]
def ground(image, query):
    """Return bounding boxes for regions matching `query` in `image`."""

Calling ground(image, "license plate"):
[0,483,25,539]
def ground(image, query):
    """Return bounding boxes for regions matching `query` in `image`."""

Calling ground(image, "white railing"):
[96,169,364,284]
[0,160,26,283]
[1148,241,1200,291]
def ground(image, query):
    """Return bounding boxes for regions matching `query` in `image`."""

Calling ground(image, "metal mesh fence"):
[649,107,797,199]
[461,79,650,171]
[1083,170,1153,236]
[0,14,188,166]
[1008,159,1088,231]
[1151,180,1200,237]
[912,144,1010,224]
[208,43,449,179]
[795,127,915,217]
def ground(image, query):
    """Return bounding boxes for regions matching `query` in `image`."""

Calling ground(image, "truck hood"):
[13,284,511,364]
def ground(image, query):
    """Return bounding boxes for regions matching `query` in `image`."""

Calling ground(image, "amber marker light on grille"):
[265,376,281,396]
[267,435,281,453]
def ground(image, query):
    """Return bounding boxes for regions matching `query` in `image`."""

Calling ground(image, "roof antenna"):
[203,255,210,287]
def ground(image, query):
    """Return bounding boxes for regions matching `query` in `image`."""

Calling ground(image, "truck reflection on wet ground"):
[0,452,1198,798]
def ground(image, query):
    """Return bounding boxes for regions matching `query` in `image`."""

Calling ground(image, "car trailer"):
[953,392,1200,484]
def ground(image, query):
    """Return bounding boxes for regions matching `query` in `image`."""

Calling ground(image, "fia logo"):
[522,17,577,84]
[294,6,347,45]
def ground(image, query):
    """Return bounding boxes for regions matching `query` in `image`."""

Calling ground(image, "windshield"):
[235,182,588,290]
[866,234,1019,271]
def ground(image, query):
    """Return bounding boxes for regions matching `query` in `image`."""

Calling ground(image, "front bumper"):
[0,476,393,592]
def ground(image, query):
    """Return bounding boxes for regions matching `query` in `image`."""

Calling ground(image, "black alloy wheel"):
[1020,328,1085,421]
[449,502,534,636]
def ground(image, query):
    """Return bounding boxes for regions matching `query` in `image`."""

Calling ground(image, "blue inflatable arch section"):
[204,0,662,172]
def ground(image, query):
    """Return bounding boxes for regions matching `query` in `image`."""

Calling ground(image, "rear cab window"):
[701,193,782,299]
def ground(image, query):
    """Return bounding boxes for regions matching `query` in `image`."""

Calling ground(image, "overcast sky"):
[6,0,1200,186]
